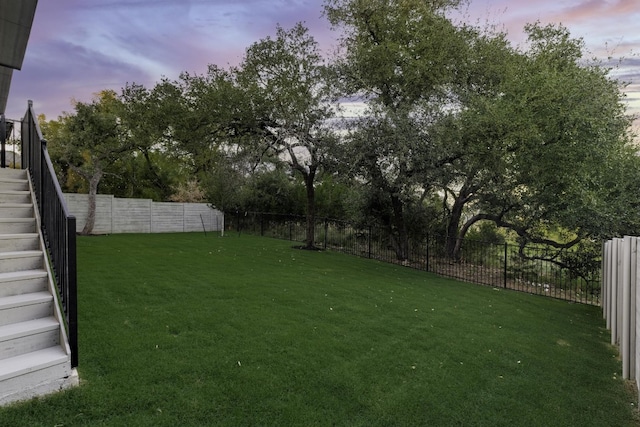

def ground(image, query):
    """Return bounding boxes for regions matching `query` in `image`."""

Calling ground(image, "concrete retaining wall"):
[63,193,223,234]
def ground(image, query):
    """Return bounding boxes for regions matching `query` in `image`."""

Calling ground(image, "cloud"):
[5,0,334,119]
[7,38,147,119]
[557,0,637,20]
[4,0,639,131]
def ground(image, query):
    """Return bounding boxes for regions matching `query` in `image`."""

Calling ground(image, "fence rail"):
[22,101,78,368]
[228,212,600,305]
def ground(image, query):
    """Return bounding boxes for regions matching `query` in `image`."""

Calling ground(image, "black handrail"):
[21,100,78,368]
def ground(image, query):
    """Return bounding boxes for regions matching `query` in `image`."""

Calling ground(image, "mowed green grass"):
[1,233,637,426]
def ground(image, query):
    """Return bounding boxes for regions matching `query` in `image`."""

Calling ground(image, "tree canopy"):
[40,2,640,269]
[235,23,340,249]
[45,90,131,234]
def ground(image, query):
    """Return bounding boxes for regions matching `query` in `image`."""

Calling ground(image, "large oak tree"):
[325,0,469,259]
[437,23,640,264]
[237,23,340,249]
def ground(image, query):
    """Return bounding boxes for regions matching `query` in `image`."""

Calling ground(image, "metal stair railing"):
[21,100,78,368]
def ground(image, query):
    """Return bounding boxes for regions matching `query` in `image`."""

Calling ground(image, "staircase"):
[0,168,78,406]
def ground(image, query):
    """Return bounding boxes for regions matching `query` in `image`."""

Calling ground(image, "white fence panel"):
[603,236,640,402]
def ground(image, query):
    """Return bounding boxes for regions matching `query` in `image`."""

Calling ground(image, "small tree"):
[169,179,206,203]
[117,83,182,201]
[59,91,132,234]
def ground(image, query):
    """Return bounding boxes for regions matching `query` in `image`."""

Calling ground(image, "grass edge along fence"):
[602,236,640,402]
[227,212,600,305]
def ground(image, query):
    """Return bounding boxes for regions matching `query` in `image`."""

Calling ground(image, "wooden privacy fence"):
[602,236,639,400]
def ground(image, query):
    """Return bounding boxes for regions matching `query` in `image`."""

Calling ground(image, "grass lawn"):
[1,233,638,426]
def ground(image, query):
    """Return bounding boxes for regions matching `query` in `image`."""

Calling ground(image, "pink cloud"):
[553,0,639,24]
[555,0,606,22]
[611,0,638,14]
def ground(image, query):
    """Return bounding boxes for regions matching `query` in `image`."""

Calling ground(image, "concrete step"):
[0,169,27,179]
[0,292,53,327]
[0,346,68,382]
[0,169,78,406]
[0,250,43,273]
[0,233,39,252]
[0,317,60,360]
[0,191,31,204]
[0,179,29,192]
[0,270,48,298]
[0,203,34,219]
[0,346,75,406]
[0,218,36,234]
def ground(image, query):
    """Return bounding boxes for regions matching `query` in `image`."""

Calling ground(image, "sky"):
[5,0,640,134]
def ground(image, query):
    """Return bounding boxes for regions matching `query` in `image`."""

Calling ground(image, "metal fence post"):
[368,226,372,259]
[324,219,328,249]
[67,216,78,367]
[259,213,263,236]
[426,234,430,272]
[503,242,508,289]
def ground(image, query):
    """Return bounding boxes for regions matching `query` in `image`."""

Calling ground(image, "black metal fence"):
[228,212,600,305]
[22,101,78,367]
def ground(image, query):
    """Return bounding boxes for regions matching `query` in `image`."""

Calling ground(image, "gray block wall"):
[63,194,223,234]
[113,198,151,233]
[152,202,183,233]
[64,194,114,234]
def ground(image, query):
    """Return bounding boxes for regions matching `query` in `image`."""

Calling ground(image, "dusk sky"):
[5,0,640,134]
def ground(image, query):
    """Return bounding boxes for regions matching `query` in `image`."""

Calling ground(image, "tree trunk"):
[303,172,316,249]
[445,195,466,259]
[390,193,409,261]
[81,168,103,235]
[444,182,477,260]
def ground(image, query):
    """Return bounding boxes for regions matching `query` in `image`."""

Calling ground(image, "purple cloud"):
[6,0,337,119]
[4,0,639,134]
